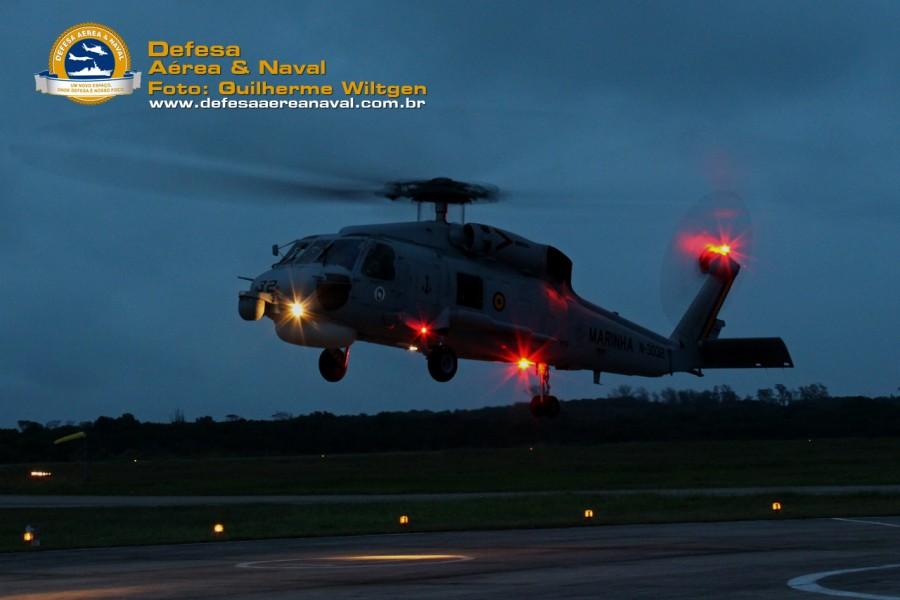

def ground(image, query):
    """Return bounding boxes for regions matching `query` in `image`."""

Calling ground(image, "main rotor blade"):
[10,107,638,208]
[12,109,512,198]
[13,138,379,205]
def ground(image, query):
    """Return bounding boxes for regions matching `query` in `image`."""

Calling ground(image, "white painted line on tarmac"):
[832,518,900,529]
[236,554,474,570]
[787,563,900,599]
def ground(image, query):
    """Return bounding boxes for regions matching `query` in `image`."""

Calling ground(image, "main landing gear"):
[427,346,458,382]
[530,363,560,418]
[319,348,349,382]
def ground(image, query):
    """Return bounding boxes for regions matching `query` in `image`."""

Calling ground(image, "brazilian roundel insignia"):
[36,23,141,105]
[492,292,506,311]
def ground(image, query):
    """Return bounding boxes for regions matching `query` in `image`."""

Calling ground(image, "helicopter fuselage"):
[237,177,792,417]
[240,220,689,379]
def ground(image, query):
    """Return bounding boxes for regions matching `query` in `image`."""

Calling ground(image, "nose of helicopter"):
[238,267,351,321]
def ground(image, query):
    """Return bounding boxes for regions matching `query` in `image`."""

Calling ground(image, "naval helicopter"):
[238,177,793,418]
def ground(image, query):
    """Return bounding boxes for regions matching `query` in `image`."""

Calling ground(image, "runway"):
[5,484,900,507]
[2,516,900,599]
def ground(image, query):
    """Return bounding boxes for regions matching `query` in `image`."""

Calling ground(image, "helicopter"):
[238,176,793,418]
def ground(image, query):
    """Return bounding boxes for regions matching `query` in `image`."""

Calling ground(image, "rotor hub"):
[383,177,498,222]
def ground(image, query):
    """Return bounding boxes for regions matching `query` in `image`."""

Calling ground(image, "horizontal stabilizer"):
[698,337,794,369]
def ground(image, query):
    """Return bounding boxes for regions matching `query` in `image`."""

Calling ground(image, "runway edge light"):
[399,514,410,526]
[213,523,225,535]
[584,509,594,521]
[771,501,782,513]
[23,525,39,546]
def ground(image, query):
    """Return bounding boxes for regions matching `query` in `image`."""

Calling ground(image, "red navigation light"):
[517,358,533,371]
[680,231,747,268]
[419,326,429,335]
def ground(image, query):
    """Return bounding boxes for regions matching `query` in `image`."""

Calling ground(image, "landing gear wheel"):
[318,348,348,382]
[530,395,544,417]
[530,395,560,418]
[543,395,560,418]
[427,347,458,382]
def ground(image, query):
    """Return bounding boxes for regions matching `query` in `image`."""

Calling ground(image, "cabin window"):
[362,243,396,280]
[456,272,483,309]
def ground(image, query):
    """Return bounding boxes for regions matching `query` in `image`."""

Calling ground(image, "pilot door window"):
[456,272,483,309]
[362,243,396,280]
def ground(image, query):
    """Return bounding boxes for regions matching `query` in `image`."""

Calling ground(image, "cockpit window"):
[294,239,329,264]
[362,243,396,280]
[281,239,330,265]
[277,241,308,264]
[320,239,364,270]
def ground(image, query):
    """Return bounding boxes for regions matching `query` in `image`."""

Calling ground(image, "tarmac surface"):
[2,516,900,599]
[4,484,900,507]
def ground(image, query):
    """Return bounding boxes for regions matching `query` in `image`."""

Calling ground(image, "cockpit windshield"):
[276,238,327,265]
[320,238,364,270]
[293,239,330,264]
[276,237,364,271]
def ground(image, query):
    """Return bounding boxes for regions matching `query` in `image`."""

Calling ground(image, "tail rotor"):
[660,191,753,327]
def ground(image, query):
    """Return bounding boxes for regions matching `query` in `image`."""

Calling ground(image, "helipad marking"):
[832,518,900,529]
[237,553,473,570]
[787,563,900,599]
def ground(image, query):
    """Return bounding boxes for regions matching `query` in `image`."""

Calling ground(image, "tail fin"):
[671,249,738,345]
[671,249,794,370]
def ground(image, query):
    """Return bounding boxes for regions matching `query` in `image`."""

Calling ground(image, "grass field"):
[3,491,900,553]
[3,438,900,496]
[3,439,899,552]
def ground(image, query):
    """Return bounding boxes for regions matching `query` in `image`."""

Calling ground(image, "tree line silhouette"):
[2,384,898,462]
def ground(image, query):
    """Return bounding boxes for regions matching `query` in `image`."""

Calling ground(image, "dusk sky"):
[2,1,898,426]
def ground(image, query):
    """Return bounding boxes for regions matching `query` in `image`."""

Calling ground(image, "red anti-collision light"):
[705,243,731,256]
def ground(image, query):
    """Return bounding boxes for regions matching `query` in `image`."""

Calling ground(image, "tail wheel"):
[543,395,560,418]
[427,346,458,382]
[530,395,560,418]
[319,348,348,382]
